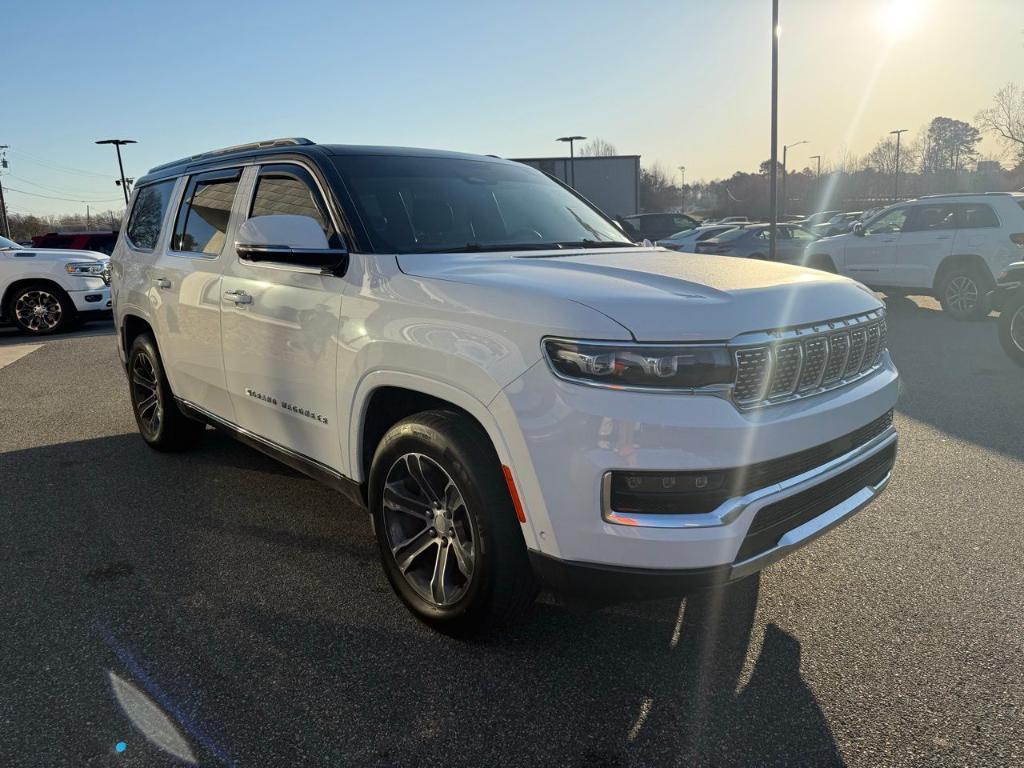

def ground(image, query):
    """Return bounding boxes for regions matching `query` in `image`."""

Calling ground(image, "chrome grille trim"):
[730,310,887,410]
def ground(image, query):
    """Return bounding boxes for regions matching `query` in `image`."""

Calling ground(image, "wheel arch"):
[933,253,994,293]
[1,278,72,321]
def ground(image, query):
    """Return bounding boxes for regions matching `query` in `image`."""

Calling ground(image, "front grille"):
[731,312,886,408]
[607,410,893,515]
[735,442,896,561]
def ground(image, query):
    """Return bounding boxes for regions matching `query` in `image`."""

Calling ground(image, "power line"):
[7,149,111,179]
[7,174,113,196]
[4,186,123,203]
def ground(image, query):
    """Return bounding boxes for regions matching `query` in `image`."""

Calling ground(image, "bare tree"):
[976,82,1024,167]
[864,135,919,175]
[577,137,618,157]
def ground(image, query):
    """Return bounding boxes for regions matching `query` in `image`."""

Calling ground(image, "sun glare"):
[877,0,926,40]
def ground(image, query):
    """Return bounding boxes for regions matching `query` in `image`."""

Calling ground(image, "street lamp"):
[678,165,686,213]
[781,140,808,218]
[890,128,908,202]
[556,136,586,188]
[768,0,780,260]
[809,154,822,178]
[96,139,137,207]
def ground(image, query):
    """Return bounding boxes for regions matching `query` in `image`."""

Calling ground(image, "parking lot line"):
[0,344,42,371]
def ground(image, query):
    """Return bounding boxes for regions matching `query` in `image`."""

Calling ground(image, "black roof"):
[137,137,513,186]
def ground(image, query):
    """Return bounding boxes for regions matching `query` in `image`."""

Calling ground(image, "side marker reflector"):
[502,465,527,523]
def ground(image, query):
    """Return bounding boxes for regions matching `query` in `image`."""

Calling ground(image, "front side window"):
[126,180,175,250]
[172,169,241,255]
[333,155,629,254]
[903,204,956,233]
[250,164,339,246]
[957,203,999,229]
[865,207,908,235]
[792,227,817,240]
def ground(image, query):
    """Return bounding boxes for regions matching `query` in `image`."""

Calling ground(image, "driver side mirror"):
[852,222,866,237]
[236,215,348,273]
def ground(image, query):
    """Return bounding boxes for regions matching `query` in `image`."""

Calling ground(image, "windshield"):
[332,155,632,254]
[0,235,23,250]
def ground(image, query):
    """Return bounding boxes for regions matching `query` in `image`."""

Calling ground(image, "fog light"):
[605,469,734,516]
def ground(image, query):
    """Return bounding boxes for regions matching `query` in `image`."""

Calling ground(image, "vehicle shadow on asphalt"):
[881,294,1023,460]
[1,431,845,767]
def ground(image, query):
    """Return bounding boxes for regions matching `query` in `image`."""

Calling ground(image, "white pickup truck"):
[111,138,899,636]
[1,235,111,334]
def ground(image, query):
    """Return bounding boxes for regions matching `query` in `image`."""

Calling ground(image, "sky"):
[4,0,1023,216]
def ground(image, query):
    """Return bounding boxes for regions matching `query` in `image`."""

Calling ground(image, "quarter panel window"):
[125,180,175,250]
[172,170,241,255]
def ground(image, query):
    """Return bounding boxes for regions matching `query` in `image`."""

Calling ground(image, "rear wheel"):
[998,292,1024,366]
[938,266,991,320]
[369,410,536,636]
[127,333,205,451]
[11,282,75,335]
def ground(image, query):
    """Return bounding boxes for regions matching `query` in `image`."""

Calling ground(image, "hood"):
[397,246,882,342]
[8,248,109,262]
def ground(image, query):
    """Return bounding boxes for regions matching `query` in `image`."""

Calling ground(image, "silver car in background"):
[695,223,820,261]
[656,224,739,252]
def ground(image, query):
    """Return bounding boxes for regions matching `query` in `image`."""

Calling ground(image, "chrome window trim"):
[601,425,897,529]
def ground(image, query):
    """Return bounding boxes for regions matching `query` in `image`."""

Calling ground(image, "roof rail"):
[917,191,1013,199]
[147,137,315,173]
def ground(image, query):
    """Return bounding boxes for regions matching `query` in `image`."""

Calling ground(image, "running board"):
[175,397,365,509]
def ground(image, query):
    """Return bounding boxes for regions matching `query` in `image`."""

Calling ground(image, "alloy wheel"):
[1010,304,1024,354]
[382,453,476,607]
[14,290,62,332]
[130,352,162,436]
[946,275,979,315]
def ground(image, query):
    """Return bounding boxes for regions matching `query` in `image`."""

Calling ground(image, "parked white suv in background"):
[800,193,1024,319]
[111,138,899,636]
[0,235,111,334]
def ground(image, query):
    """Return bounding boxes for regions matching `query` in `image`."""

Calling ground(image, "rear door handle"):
[154,277,171,289]
[224,289,253,305]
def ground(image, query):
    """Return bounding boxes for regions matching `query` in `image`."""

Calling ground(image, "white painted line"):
[0,344,42,371]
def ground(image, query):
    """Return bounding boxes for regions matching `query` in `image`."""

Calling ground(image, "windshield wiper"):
[414,242,558,254]
[553,239,638,249]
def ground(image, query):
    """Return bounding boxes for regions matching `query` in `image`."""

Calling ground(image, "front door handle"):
[154,277,171,289]
[224,289,253,305]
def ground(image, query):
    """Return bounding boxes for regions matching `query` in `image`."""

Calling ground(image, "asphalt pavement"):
[0,296,1022,767]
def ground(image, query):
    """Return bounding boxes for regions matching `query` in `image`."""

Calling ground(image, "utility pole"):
[556,136,586,188]
[96,138,137,207]
[809,154,822,214]
[809,154,821,179]
[781,140,808,218]
[0,145,10,239]
[890,128,908,202]
[678,165,686,213]
[768,0,780,260]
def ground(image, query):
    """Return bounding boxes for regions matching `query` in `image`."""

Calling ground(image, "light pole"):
[0,145,9,239]
[678,165,686,213]
[768,0,780,260]
[890,128,908,202]
[781,139,808,217]
[556,136,586,189]
[809,153,822,215]
[96,139,137,207]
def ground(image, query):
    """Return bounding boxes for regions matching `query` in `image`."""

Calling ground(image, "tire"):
[937,266,992,320]
[998,291,1024,366]
[9,282,76,335]
[369,410,537,637]
[127,333,205,451]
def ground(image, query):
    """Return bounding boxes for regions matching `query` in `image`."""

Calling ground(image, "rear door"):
[150,167,243,419]
[896,202,957,287]
[220,161,346,470]
[842,206,908,285]
[953,202,1002,280]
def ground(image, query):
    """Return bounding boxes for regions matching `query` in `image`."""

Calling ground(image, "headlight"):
[543,338,734,390]
[65,261,106,277]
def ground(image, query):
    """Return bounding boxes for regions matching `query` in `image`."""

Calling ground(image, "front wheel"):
[11,283,75,335]
[998,292,1024,366]
[369,410,537,636]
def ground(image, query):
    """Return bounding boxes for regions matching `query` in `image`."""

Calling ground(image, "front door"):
[220,162,346,470]
[842,206,908,286]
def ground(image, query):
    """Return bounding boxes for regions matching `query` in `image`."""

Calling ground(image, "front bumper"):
[493,353,900,575]
[68,284,112,314]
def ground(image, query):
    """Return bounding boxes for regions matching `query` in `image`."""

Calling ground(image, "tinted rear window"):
[957,203,999,229]
[126,180,175,250]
